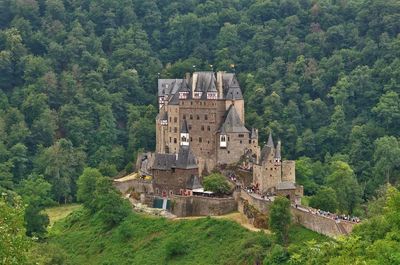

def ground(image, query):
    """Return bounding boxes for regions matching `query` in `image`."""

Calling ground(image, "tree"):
[373,136,400,186]
[93,176,131,228]
[17,175,53,238]
[77,167,103,211]
[269,196,291,245]
[202,173,233,195]
[326,161,362,214]
[309,187,338,213]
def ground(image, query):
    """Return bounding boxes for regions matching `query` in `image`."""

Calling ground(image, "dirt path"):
[175,212,270,233]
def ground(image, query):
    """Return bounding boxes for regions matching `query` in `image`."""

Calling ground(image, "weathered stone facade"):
[156,71,259,173]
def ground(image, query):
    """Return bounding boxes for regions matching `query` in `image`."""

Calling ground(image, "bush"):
[203,173,233,195]
[165,237,188,259]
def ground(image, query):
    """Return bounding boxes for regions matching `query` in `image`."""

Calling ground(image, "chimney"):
[217,71,223,99]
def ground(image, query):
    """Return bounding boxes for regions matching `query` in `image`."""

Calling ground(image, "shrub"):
[203,173,233,195]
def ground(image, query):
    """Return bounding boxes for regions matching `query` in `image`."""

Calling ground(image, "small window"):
[201,125,204,131]
[174,138,177,143]
[174,117,177,123]
[240,140,242,144]
[174,127,177,133]
[196,115,200,120]
[190,137,193,142]
[238,134,244,138]
[183,114,186,119]
[190,115,193,120]
[228,151,230,154]
[188,125,192,130]
[207,126,210,131]
[169,117,171,122]
[228,137,230,141]
[205,115,208,120]
[169,137,171,143]
[199,137,202,143]
[191,101,193,105]
[221,136,226,142]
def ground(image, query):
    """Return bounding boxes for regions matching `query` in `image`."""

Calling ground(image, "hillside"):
[39,207,327,265]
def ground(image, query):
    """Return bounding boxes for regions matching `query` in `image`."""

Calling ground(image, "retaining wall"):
[239,190,357,238]
[172,195,237,217]
[113,179,154,194]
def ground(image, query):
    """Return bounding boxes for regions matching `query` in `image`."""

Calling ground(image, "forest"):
[1,0,400,263]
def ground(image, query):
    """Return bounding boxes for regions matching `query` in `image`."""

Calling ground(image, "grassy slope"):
[46,207,328,265]
[45,204,82,226]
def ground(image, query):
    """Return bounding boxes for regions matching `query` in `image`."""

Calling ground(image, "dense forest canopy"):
[0,0,400,212]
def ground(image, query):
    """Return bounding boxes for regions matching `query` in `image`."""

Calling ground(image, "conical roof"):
[267,132,274,147]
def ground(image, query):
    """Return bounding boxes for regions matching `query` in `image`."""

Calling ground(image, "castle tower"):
[180,119,189,146]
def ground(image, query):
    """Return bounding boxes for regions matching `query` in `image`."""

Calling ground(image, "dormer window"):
[194,92,202,99]
[207,92,217,99]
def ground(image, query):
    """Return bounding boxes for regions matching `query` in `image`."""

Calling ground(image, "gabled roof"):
[176,146,197,169]
[168,90,180,105]
[223,74,243,100]
[158,79,183,97]
[219,105,249,133]
[153,153,176,170]
[193,72,216,92]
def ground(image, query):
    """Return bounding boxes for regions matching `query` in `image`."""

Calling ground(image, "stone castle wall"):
[239,190,356,238]
[171,195,237,217]
[113,179,153,194]
[282,160,295,183]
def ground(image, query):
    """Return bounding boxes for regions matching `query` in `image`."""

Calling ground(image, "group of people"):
[306,208,361,223]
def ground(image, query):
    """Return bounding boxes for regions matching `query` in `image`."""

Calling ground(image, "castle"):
[153,71,297,198]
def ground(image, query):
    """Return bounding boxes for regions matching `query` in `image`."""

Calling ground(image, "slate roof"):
[176,146,197,169]
[186,175,202,190]
[276,181,296,190]
[267,132,274,147]
[193,72,217,92]
[219,105,249,133]
[181,119,189,133]
[260,144,272,163]
[158,79,183,97]
[153,153,176,170]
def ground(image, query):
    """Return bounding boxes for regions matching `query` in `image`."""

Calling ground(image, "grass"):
[44,204,82,226]
[40,206,330,265]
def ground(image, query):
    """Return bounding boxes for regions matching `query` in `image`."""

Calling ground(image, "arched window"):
[221,136,226,142]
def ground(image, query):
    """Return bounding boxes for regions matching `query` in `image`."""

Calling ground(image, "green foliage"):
[203,173,233,195]
[326,161,362,214]
[77,168,130,228]
[309,187,338,213]
[0,195,30,265]
[43,205,325,265]
[269,196,291,245]
[17,175,53,238]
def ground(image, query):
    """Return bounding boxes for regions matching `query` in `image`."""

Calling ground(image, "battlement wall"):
[239,190,357,238]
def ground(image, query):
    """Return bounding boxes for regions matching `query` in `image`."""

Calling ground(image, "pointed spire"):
[275,140,281,159]
[267,132,274,147]
[181,119,189,133]
[251,128,258,139]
